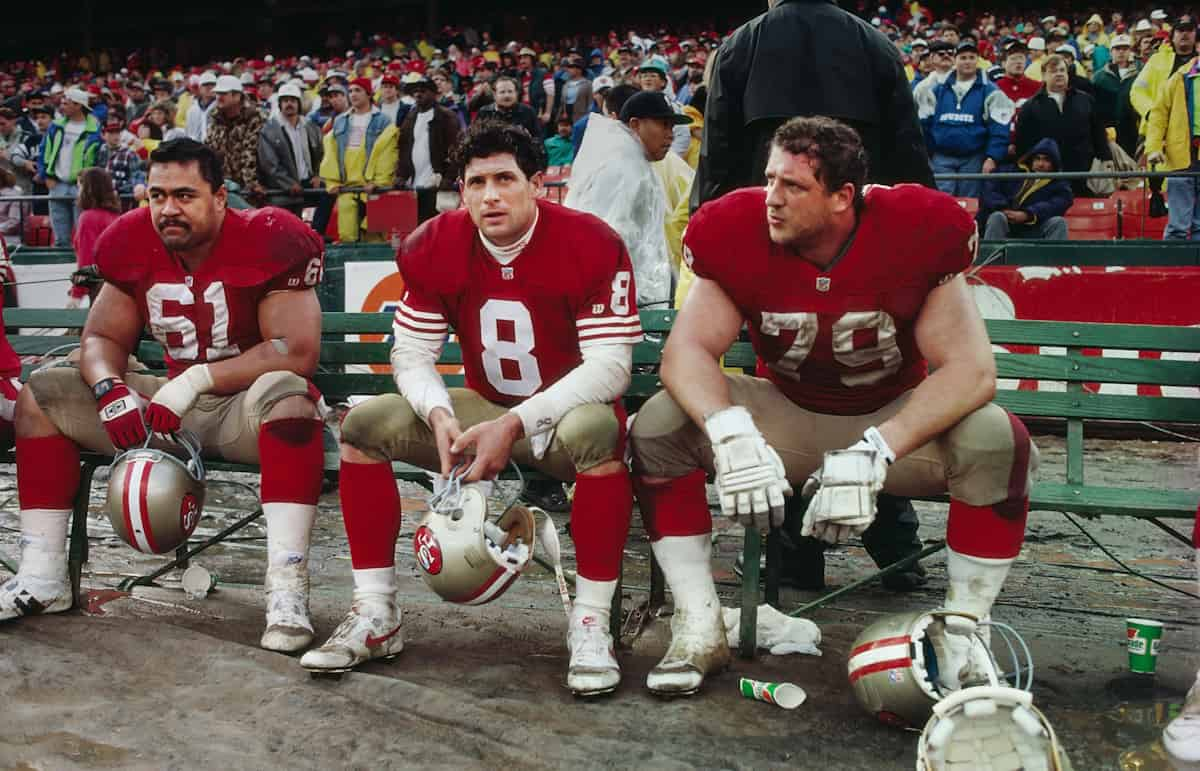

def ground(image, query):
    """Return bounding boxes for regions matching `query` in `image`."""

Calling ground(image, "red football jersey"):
[394,200,643,407]
[95,207,325,378]
[684,184,976,415]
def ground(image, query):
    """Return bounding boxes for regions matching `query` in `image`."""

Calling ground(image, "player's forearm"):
[204,337,318,395]
[390,332,452,425]
[877,361,996,459]
[510,344,632,437]
[79,333,133,387]
[661,340,735,428]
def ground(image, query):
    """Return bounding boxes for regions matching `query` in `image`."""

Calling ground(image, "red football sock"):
[633,469,711,542]
[17,434,80,510]
[340,460,402,569]
[570,467,633,582]
[1193,502,1200,548]
[946,498,1028,559]
[258,418,324,505]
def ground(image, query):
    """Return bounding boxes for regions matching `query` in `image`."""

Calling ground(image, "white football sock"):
[18,509,70,580]
[573,576,616,619]
[651,534,719,612]
[263,502,316,568]
[352,567,397,596]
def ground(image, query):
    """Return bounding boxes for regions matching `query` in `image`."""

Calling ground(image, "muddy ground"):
[0,435,1197,770]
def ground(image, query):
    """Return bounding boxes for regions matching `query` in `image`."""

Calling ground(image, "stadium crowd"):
[0,7,1196,249]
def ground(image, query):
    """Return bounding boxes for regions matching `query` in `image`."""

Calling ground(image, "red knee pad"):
[340,460,402,569]
[946,498,1028,560]
[634,469,711,542]
[259,418,324,505]
[17,434,81,510]
[571,467,633,582]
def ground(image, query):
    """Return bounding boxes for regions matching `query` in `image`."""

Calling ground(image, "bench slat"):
[996,352,1200,386]
[1028,483,1198,518]
[986,319,1200,352]
[313,372,665,400]
[993,390,1200,421]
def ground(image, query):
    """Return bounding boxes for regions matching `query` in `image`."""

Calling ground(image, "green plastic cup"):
[738,677,806,710]
[1126,618,1165,674]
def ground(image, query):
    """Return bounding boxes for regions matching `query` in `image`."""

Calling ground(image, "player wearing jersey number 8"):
[628,116,1038,698]
[304,121,643,698]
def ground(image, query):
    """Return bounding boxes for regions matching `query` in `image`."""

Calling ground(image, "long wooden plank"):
[314,372,666,399]
[986,319,1200,352]
[996,352,1200,386]
[1027,483,1198,518]
[992,390,1200,421]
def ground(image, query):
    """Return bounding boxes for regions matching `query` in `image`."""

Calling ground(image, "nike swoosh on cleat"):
[365,625,401,647]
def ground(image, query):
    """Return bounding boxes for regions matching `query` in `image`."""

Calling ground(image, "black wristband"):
[91,377,123,401]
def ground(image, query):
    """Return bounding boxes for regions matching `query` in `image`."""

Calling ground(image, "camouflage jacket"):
[205,105,264,190]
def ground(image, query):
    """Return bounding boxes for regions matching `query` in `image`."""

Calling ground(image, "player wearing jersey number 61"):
[629,116,1038,697]
[0,139,327,656]
[302,121,642,697]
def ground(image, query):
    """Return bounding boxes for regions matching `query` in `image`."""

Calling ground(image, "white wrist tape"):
[704,405,758,444]
[861,426,896,465]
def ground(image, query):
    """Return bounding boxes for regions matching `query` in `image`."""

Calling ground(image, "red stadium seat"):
[1064,199,1118,240]
[22,215,52,246]
[1112,188,1169,239]
[364,191,419,238]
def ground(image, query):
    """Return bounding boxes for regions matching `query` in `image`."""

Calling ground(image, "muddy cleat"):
[0,573,72,621]
[261,563,313,653]
[646,606,731,696]
[299,592,404,673]
[566,609,620,697]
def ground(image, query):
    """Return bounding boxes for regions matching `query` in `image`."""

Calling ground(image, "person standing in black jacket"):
[1014,54,1112,197]
[692,0,934,210]
[475,76,540,141]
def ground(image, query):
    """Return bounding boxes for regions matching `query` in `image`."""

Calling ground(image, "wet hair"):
[76,167,121,212]
[604,84,639,116]
[771,116,869,208]
[149,138,225,193]
[449,119,546,182]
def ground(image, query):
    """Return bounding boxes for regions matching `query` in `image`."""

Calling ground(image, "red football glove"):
[97,382,148,450]
[144,402,182,434]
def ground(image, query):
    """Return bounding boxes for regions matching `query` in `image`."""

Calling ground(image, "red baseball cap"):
[349,77,373,95]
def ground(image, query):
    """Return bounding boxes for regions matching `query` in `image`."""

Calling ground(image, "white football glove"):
[800,427,893,544]
[704,406,792,530]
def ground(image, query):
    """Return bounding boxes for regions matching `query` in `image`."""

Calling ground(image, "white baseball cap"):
[1135,19,1154,32]
[592,74,615,91]
[239,72,255,85]
[214,75,243,93]
[1151,9,1168,20]
[198,71,218,86]
[264,54,275,64]
[1112,34,1134,47]
[300,67,319,82]
[277,83,304,101]
[64,87,91,108]
[1028,37,1046,51]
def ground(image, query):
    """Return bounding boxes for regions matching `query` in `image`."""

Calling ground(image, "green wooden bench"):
[6,308,1199,662]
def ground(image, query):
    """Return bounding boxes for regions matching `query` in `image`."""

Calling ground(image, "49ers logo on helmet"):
[414,525,443,575]
[180,492,200,535]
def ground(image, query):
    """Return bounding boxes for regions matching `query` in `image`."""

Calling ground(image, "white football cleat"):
[646,605,730,696]
[566,609,620,697]
[0,573,72,621]
[261,563,313,653]
[1164,673,1200,767]
[300,592,404,673]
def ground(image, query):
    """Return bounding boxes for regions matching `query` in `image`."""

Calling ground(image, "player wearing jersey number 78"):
[304,122,642,698]
[1,139,328,656]
[629,116,1037,698]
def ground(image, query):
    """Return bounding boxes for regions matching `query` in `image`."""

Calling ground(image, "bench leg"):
[610,560,623,643]
[68,462,97,609]
[764,527,781,609]
[648,550,665,612]
[118,506,266,591]
[739,527,761,658]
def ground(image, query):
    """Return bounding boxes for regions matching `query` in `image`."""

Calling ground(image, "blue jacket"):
[979,138,1073,225]
[922,73,1012,161]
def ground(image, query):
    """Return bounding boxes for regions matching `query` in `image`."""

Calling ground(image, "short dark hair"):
[605,84,639,117]
[0,107,16,120]
[494,75,522,95]
[771,116,868,207]
[449,119,545,182]
[148,138,225,193]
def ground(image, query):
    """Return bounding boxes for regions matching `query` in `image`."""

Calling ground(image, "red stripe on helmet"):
[848,657,913,684]
[453,565,518,605]
[848,634,912,659]
[138,459,160,553]
[121,459,138,549]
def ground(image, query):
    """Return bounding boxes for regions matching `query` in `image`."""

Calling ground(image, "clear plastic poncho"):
[564,114,671,308]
